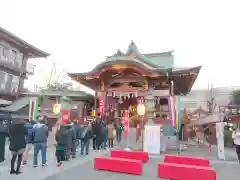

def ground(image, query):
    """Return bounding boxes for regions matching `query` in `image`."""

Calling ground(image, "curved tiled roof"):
[0,26,50,58]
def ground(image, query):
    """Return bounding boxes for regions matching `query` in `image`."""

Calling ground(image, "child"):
[55,126,67,167]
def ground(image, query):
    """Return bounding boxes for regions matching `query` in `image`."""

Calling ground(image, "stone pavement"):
[47,135,240,180]
[1,129,240,179]
[45,155,240,180]
[0,143,110,180]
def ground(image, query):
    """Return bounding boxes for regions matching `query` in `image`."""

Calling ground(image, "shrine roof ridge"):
[0,26,50,58]
[68,65,202,77]
[143,50,174,57]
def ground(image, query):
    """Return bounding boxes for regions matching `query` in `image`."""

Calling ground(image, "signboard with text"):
[99,99,105,115]
[143,125,161,154]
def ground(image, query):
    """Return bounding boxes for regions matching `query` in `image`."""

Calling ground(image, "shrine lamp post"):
[137,99,146,150]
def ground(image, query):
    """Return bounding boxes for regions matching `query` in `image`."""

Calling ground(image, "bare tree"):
[231,89,240,105]
[206,81,217,114]
[36,60,74,91]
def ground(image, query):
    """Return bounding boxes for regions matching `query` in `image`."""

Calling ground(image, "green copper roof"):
[68,41,202,86]
[143,52,174,69]
[0,97,30,112]
[106,41,174,69]
[105,56,155,70]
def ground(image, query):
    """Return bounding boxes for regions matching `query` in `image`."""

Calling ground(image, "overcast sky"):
[1,0,240,92]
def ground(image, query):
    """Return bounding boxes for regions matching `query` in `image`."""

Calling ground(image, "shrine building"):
[68,41,201,134]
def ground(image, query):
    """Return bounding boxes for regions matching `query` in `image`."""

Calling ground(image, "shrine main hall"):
[68,41,201,133]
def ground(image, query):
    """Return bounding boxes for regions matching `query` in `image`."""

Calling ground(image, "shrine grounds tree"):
[35,60,80,105]
[35,60,74,92]
[206,82,216,113]
[231,89,240,105]
[202,82,216,137]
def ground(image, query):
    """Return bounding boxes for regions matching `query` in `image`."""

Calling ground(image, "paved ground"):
[1,129,240,179]
[46,157,240,180]
[0,144,110,180]
[45,137,240,180]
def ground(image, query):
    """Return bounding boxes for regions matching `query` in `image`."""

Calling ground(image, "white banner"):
[216,122,225,160]
[143,125,161,154]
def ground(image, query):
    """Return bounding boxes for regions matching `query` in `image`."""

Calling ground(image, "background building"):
[0,26,50,117]
[181,87,237,111]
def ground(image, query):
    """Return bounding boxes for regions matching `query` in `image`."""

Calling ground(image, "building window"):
[5,74,12,91]
[1,72,9,89]
[11,75,19,92]
[0,71,19,92]
[0,45,4,60]
[155,98,169,118]
[16,53,23,67]
[0,71,5,89]
[2,46,11,63]
[0,43,22,66]
[11,50,17,65]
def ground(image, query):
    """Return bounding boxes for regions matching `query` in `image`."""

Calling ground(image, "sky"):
[1,0,240,92]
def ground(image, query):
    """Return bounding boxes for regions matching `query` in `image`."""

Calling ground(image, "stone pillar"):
[59,96,71,124]
[93,90,97,117]
[144,95,155,120]
[77,101,84,118]
[115,97,119,118]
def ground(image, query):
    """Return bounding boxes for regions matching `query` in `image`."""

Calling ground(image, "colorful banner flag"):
[168,96,182,132]
[168,96,176,128]
[176,96,181,131]
[29,96,39,121]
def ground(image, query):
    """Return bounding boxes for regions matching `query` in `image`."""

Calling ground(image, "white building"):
[181,87,239,110]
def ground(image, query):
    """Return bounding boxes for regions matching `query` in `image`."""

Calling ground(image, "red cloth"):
[94,157,142,175]
[158,162,216,180]
[164,154,210,167]
[110,150,149,162]
[61,110,69,124]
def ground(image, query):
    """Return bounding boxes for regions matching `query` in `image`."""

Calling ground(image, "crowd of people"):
[0,112,123,175]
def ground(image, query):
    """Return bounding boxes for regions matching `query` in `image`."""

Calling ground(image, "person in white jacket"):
[232,125,240,163]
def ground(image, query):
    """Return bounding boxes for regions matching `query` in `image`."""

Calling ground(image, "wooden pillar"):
[93,90,97,117]
[115,97,119,118]
[84,102,87,118]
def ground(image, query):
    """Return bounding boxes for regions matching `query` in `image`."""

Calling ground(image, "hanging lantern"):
[144,79,148,90]
[53,104,61,114]
[100,80,104,91]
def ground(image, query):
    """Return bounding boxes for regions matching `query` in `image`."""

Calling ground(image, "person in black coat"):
[72,120,81,155]
[64,124,73,161]
[9,119,28,175]
[92,115,103,151]
[0,113,11,163]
